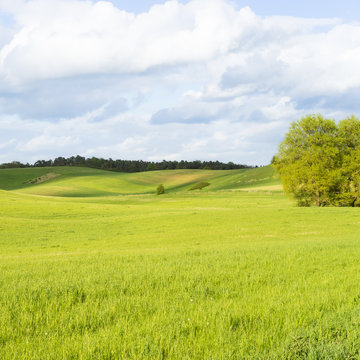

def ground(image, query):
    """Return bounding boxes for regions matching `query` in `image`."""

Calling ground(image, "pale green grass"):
[1,167,360,359]
[0,165,279,196]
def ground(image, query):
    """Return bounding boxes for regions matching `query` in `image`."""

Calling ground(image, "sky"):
[0,1,360,165]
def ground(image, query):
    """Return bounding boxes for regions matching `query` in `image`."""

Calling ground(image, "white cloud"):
[0,0,357,93]
[0,138,15,149]
[0,0,257,84]
[0,0,360,164]
[0,0,25,14]
[18,135,76,152]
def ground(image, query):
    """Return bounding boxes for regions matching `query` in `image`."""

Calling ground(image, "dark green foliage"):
[273,114,360,207]
[0,156,251,173]
[156,184,165,195]
[189,182,210,190]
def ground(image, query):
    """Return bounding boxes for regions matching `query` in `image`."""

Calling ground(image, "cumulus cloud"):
[0,0,255,84]
[0,0,360,164]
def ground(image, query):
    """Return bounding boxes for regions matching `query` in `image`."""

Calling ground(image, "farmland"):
[1,166,360,359]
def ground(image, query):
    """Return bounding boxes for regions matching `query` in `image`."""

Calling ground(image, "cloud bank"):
[0,0,359,164]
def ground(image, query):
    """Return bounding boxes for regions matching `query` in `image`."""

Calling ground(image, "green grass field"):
[1,166,360,359]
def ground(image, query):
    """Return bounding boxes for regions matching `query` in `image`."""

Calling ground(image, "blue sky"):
[114,0,360,20]
[236,0,360,20]
[0,0,359,165]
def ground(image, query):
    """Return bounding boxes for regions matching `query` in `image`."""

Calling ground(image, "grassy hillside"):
[0,165,281,196]
[2,183,360,358]
[6,166,360,358]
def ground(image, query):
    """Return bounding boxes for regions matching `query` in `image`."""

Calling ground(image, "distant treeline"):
[0,156,253,173]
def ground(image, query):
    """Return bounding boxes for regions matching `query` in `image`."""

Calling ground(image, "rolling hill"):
[4,164,360,359]
[0,165,281,197]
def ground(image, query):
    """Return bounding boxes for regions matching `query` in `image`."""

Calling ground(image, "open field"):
[1,166,360,359]
[0,165,280,195]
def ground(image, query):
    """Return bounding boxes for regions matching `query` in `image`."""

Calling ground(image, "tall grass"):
[1,170,360,358]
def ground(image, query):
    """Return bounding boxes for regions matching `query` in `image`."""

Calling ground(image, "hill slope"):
[0,165,280,197]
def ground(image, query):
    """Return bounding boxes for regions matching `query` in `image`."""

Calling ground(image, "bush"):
[189,182,210,190]
[156,184,165,195]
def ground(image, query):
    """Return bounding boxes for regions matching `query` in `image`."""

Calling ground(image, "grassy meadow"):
[1,166,360,359]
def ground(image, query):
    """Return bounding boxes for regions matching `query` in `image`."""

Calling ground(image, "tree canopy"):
[0,156,251,173]
[273,114,360,207]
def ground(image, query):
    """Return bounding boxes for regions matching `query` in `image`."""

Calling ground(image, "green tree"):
[273,114,342,206]
[156,184,165,195]
[335,116,360,206]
